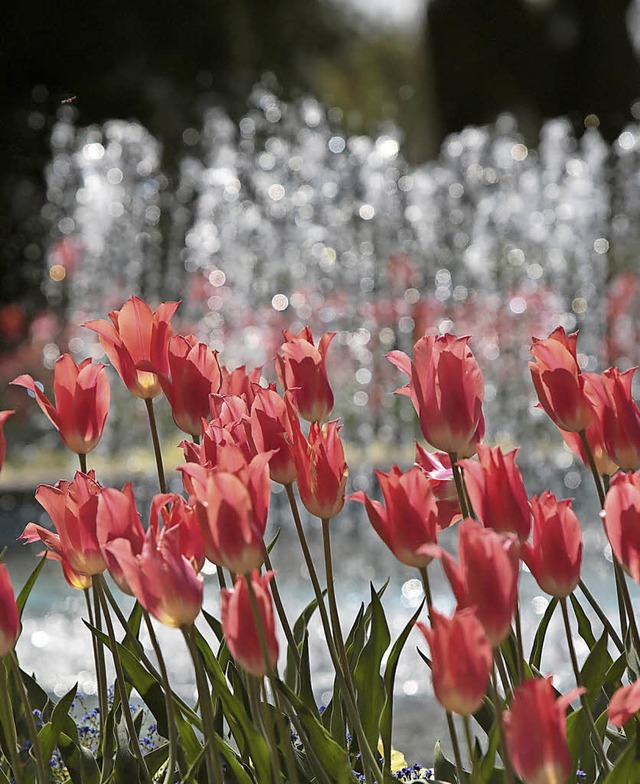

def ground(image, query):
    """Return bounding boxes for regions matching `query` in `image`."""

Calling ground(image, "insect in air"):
[60,96,77,105]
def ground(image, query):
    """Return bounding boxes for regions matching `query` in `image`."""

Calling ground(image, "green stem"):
[142,610,177,784]
[0,657,25,784]
[79,452,87,473]
[513,602,524,686]
[263,549,302,675]
[494,651,513,699]
[7,653,47,784]
[448,452,470,519]
[94,576,152,784]
[247,678,277,783]
[145,397,166,493]
[89,585,109,761]
[560,598,610,773]
[463,714,477,783]
[181,625,224,784]
[284,484,384,784]
[418,566,434,625]
[490,668,515,784]
[445,711,465,783]
[580,433,628,637]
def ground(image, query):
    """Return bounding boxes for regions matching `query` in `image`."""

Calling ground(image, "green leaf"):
[113,708,142,784]
[529,597,558,670]
[142,742,170,778]
[380,602,423,780]
[570,593,596,649]
[603,739,640,783]
[217,738,255,784]
[581,630,612,702]
[285,592,324,692]
[296,632,316,709]
[16,555,47,618]
[175,709,202,773]
[57,731,100,784]
[276,680,356,784]
[353,583,391,752]
[433,739,459,783]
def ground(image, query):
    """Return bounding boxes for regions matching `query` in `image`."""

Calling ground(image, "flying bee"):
[60,95,77,105]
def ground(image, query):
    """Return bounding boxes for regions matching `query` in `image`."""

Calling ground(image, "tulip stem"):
[418,566,434,625]
[513,602,524,686]
[284,484,384,784]
[79,452,87,473]
[462,714,478,783]
[577,579,624,652]
[445,710,465,782]
[580,436,638,651]
[263,549,302,674]
[560,597,610,773]
[7,652,47,784]
[145,397,166,493]
[0,657,24,784]
[448,453,470,519]
[94,575,153,784]
[141,610,177,784]
[490,668,515,784]
[182,625,224,784]
[87,585,109,772]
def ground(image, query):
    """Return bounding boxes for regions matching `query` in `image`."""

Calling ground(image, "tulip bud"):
[276,327,335,423]
[601,470,640,583]
[0,565,20,656]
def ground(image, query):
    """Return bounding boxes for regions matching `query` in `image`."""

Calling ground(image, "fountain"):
[40,86,640,495]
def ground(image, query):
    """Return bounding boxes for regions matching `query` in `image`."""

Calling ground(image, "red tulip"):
[12,355,110,455]
[276,327,335,423]
[0,410,14,471]
[349,465,439,568]
[529,327,593,433]
[559,372,618,476]
[503,677,584,784]
[182,453,271,574]
[414,444,461,529]
[0,565,20,656]
[250,387,297,485]
[599,366,640,471]
[432,518,519,647]
[608,681,640,726]
[221,571,278,677]
[288,399,348,519]
[460,445,531,540]
[602,470,640,583]
[104,524,203,628]
[84,295,179,399]
[522,491,582,598]
[416,607,492,715]
[23,471,105,577]
[160,334,221,437]
[388,333,485,457]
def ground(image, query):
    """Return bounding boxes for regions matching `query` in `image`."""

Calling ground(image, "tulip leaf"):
[604,740,640,784]
[433,739,460,783]
[142,742,170,778]
[296,631,316,709]
[202,607,223,642]
[16,555,47,618]
[354,583,391,752]
[114,708,143,784]
[529,597,558,670]
[217,738,254,784]
[479,718,502,781]
[57,731,100,784]
[276,680,357,783]
[569,593,596,648]
[175,709,202,773]
[581,630,612,702]
[37,683,78,764]
[285,592,324,693]
[380,601,424,777]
